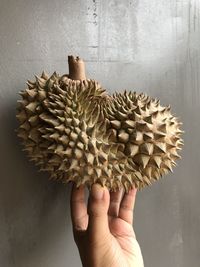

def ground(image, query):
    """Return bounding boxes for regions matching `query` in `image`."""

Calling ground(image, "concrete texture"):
[0,0,199,266]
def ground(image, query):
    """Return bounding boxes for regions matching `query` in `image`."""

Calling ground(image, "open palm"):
[70,184,144,267]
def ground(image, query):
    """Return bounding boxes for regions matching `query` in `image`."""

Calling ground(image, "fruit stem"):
[68,55,86,80]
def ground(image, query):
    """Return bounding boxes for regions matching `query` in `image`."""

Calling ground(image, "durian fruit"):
[16,55,183,191]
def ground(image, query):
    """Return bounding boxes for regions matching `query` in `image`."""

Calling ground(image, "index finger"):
[70,183,88,232]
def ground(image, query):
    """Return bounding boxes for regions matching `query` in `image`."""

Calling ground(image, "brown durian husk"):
[16,55,184,191]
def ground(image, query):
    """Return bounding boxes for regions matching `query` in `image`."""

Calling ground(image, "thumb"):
[87,184,110,245]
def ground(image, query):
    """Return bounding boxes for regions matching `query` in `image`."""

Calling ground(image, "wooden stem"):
[68,55,86,80]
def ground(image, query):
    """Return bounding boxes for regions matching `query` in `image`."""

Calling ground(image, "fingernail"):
[91,184,104,200]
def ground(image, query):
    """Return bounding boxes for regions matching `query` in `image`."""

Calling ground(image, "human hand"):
[70,183,144,267]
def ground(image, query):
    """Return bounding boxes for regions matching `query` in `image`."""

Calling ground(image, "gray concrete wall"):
[0,0,199,266]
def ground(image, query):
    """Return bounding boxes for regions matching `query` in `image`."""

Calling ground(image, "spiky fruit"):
[16,56,183,191]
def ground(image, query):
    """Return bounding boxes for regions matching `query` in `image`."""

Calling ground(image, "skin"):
[70,183,144,267]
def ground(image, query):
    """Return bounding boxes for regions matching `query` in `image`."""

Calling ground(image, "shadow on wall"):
[0,97,72,265]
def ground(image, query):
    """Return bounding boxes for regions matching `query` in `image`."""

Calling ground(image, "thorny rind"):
[16,72,184,192]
